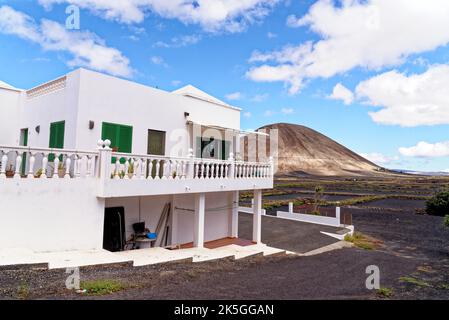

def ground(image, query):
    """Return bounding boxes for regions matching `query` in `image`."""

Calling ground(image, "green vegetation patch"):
[344,232,382,250]
[81,279,125,296]
[444,215,449,228]
[426,190,449,217]
[376,287,393,298]
[16,281,30,300]
[399,276,431,287]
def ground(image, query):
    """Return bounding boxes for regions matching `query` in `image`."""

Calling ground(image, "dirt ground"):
[1,176,448,300]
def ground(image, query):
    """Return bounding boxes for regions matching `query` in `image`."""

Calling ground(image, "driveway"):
[238,212,345,254]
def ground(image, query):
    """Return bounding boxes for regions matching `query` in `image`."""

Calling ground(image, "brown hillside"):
[244,123,383,176]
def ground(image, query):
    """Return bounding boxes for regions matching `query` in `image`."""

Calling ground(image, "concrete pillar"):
[169,195,178,246]
[194,193,206,248]
[228,191,239,238]
[288,202,293,214]
[253,189,262,244]
[336,206,341,225]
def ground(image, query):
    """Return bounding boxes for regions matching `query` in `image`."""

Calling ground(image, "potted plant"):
[58,163,66,178]
[127,162,134,178]
[34,168,43,178]
[5,165,14,178]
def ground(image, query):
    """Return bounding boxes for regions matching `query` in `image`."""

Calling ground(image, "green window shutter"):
[102,122,119,151]
[101,122,132,164]
[49,121,65,162]
[118,125,132,153]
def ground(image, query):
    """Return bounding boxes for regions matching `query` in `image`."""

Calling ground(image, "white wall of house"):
[174,192,231,245]
[105,191,232,247]
[74,69,240,156]
[0,87,21,146]
[17,72,81,150]
[0,179,105,252]
[3,68,240,157]
[105,195,171,241]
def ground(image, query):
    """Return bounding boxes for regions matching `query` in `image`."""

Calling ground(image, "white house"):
[0,68,273,254]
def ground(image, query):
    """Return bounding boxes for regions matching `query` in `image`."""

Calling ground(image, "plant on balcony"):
[5,165,14,177]
[172,171,177,179]
[58,162,66,178]
[34,168,43,178]
[127,161,134,178]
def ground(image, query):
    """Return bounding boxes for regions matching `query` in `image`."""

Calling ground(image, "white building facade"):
[0,69,273,253]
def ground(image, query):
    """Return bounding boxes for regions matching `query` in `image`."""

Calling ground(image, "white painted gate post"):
[253,189,262,244]
[336,206,341,225]
[194,193,206,248]
[289,202,293,214]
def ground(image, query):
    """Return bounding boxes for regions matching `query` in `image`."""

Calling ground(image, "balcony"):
[0,140,274,197]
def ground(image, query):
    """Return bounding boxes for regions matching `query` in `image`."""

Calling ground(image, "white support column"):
[194,193,206,248]
[253,189,262,244]
[170,195,178,246]
[228,191,239,238]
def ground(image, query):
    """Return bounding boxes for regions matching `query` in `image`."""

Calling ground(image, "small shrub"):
[444,215,449,228]
[377,287,393,298]
[344,232,378,250]
[16,281,29,299]
[426,191,449,216]
[81,279,124,296]
[399,276,431,287]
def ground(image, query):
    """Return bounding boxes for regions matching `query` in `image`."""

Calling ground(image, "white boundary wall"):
[0,179,105,252]
[276,207,341,227]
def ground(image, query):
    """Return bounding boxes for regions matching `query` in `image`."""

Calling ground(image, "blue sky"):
[0,0,448,172]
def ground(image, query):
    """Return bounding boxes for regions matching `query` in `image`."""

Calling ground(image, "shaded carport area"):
[238,212,346,254]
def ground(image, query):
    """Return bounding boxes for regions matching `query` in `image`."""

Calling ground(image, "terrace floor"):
[178,237,255,249]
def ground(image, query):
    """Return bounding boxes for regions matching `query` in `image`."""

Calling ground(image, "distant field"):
[239,175,448,214]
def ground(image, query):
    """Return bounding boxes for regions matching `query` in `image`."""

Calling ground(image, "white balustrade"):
[0,144,272,186]
[0,146,98,180]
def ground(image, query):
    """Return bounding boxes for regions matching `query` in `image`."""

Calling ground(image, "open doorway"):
[103,207,125,252]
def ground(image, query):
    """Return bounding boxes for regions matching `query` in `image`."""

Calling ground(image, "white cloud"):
[0,5,131,77]
[251,93,269,102]
[225,92,243,101]
[154,34,202,48]
[281,107,294,115]
[243,111,252,118]
[264,110,274,117]
[171,80,182,87]
[247,0,449,93]
[399,141,449,158]
[39,0,279,33]
[267,31,277,39]
[150,55,168,67]
[356,64,449,127]
[360,152,398,165]
[329,83,354,105]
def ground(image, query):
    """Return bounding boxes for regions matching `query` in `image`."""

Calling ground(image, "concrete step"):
[115,247,193,267]
[219,244,265,260]
[177,247,235,263]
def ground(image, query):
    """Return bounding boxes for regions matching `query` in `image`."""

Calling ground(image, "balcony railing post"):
[187,148,194,179]
[228,152,235,179]
[98,139,112,186]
